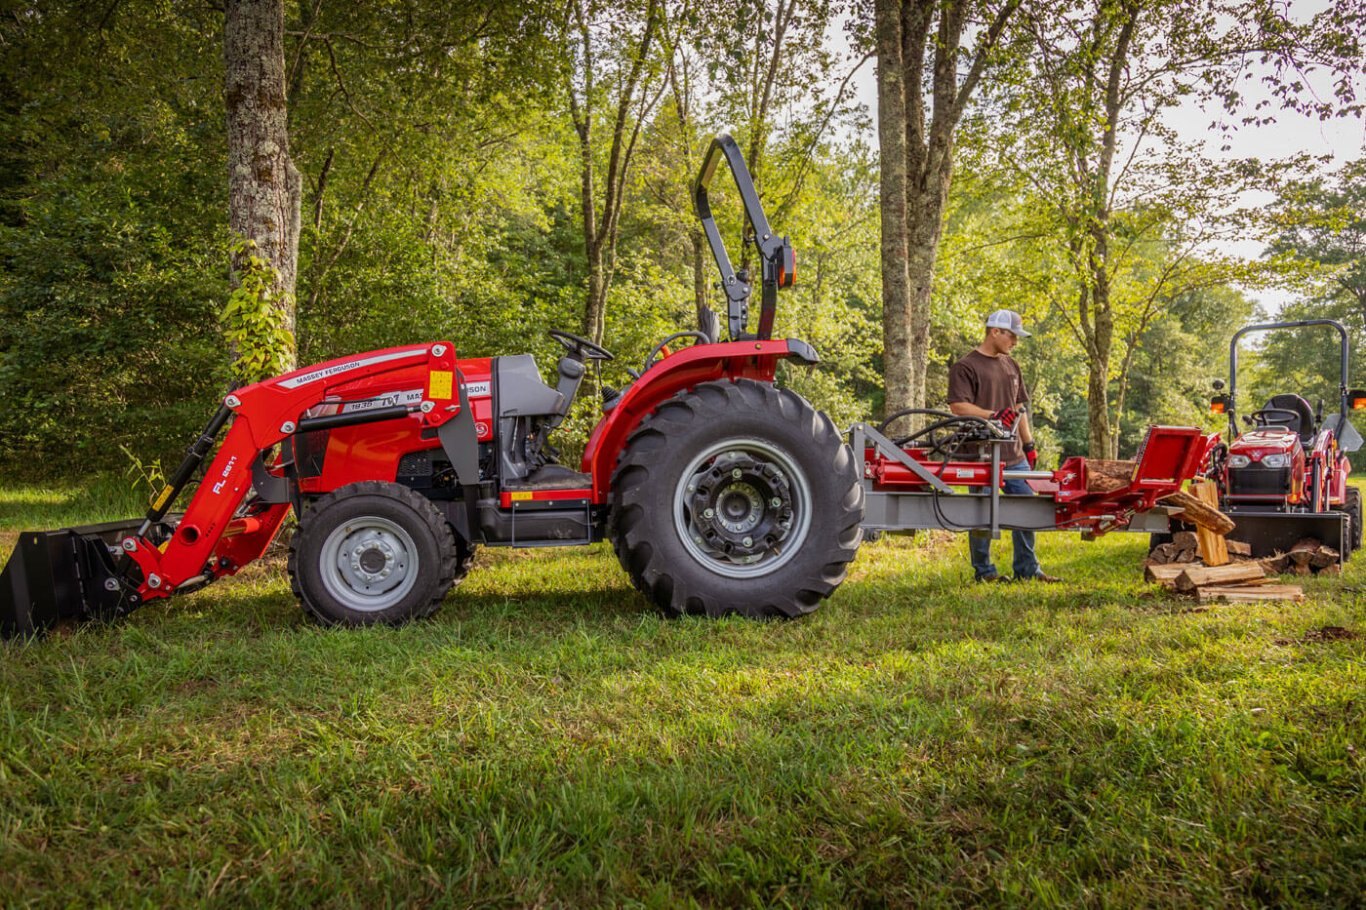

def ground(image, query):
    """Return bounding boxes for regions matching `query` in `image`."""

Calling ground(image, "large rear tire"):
[289,481,459,627]
[609,379,864,619]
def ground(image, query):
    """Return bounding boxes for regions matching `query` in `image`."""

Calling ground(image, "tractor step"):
[1,519,144,638]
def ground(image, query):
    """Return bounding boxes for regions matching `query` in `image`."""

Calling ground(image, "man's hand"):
[1023,441,1038,469]
[991,406,1019,429]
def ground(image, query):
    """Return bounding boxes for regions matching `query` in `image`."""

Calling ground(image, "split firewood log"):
[1174,562,1266,593]
[1157,489,1236,536]
[1084,460,1137,493]
[1196,584,1305,604]
[1260,552,1290,574]
[1288,538,1320,567]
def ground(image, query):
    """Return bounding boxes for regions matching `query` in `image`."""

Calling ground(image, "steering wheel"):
[1245,407,1301,430]
[642,331,713,374]
[549,329,614,362]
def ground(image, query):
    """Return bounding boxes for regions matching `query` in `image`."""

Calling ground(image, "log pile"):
[1147,532,1338,575]
[1144,560,1305,604]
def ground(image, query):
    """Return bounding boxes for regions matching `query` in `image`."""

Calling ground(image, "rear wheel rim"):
[318,516,420,612]
[673,437,812,578]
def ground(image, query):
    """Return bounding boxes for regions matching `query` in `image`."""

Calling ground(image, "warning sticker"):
[428,370,454,400]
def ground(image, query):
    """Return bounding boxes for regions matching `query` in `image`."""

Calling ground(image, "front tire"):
[609,379,864,619]
[1345,486,1362,554]
[289,481,459,627]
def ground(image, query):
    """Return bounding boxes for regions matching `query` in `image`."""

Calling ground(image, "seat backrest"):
[1264,394,1315,440]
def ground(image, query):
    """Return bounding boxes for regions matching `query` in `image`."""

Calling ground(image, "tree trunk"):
[875,0,912,430]
[906,169,951,413]
[691,229,708,324]
[225,0,301,369]
[582,245,607,343]
[1087,265,1114,458]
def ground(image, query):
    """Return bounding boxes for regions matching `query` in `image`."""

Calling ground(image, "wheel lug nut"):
[703,508,714,519]
[732,468,743,479]
[770,497,781,508]
[742,536,753,547]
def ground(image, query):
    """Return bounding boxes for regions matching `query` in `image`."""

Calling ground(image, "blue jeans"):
[969,459,1041,580]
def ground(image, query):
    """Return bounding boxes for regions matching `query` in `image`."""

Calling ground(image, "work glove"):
[991,406,1019,430]
[1023,441,1038,469]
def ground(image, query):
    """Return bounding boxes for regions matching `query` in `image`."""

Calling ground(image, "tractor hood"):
[1229,428,1300,457]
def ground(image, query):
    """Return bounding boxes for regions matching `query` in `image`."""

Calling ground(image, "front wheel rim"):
[673,437,813,578]
[318,516,420,612]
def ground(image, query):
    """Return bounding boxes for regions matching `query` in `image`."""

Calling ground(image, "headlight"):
[1261,453,1290,468]
[1227,454,1251,468]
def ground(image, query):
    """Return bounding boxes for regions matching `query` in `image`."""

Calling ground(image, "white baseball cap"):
[985,309,1030,338]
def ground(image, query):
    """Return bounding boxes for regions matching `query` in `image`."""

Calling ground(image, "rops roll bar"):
[1228,319,1349,439]
[693,134,795,341]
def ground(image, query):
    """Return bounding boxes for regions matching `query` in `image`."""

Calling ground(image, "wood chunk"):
[1288,538,1320,567]
[1085,459,1137,493]
[1145,564,1186,588]
[1290,563,1313,576]
[1190,480,1229,567]
[1316,563,1342,577]
[1196,584,1305,604]
[1174,562,1266,593]
[1227,539,1252,557]
[1308,546,1339,570]
[1172,531,1199,550]
[1260,552,1290,574]
[1158,489,1236,535]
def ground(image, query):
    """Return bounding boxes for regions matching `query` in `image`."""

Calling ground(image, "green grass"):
[2,486,1364,907]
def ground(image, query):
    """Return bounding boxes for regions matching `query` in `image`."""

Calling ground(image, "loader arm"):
[3,342,462,636]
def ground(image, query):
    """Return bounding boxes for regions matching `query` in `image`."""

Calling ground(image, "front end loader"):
[2,134,865,639]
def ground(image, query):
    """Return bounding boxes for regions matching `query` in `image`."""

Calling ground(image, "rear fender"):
[581,338,819,501]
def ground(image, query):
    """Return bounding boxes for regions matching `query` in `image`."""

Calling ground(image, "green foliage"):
[223,240,296,384]
[0,0,1358,479]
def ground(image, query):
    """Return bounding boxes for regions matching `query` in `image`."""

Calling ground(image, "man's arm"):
[949,401,994,419]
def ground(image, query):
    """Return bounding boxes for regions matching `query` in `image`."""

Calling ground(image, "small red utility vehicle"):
[1205,319,1365,558]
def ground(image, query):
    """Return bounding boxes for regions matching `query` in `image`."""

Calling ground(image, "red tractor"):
[1,135,864,638]
[1206,319,1366,559]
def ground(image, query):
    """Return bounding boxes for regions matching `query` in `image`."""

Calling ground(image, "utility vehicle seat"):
[1263,393,1315,441]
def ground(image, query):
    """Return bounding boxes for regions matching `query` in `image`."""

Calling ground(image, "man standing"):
[947,309,1061,583]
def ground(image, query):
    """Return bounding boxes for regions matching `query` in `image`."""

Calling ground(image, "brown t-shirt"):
[947,349,1029,464]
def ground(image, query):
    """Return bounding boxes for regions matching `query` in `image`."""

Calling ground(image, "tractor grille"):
[1227,465,1290,500]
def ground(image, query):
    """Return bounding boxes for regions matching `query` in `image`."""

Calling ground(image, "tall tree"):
[224,0,301,376]
[564,0,665,345]
[874,0,1021,428]
[995,0,1363,456]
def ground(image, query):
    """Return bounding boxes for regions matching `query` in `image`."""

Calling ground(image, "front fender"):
[582,338,820,501]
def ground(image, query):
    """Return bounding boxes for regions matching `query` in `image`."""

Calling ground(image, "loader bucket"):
[1226,512,1347,563]
[1,519,143,639]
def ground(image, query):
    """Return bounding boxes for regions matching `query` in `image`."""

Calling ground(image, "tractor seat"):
[1263,394,1315,441]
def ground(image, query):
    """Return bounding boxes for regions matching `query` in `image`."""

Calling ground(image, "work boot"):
[1017,572,1063,583]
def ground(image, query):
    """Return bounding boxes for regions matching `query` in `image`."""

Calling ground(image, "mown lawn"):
[1,482,1363,907]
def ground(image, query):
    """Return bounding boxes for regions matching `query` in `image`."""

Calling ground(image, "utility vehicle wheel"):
[609,379,864,619]
[1346,487,1362,554]
[289,481,459,627]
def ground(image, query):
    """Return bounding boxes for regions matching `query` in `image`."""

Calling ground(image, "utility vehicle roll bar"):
[1228,319,1349,440]
[694,133,795,341]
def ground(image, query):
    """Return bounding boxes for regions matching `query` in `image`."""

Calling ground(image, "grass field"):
[2,481,1364,907]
